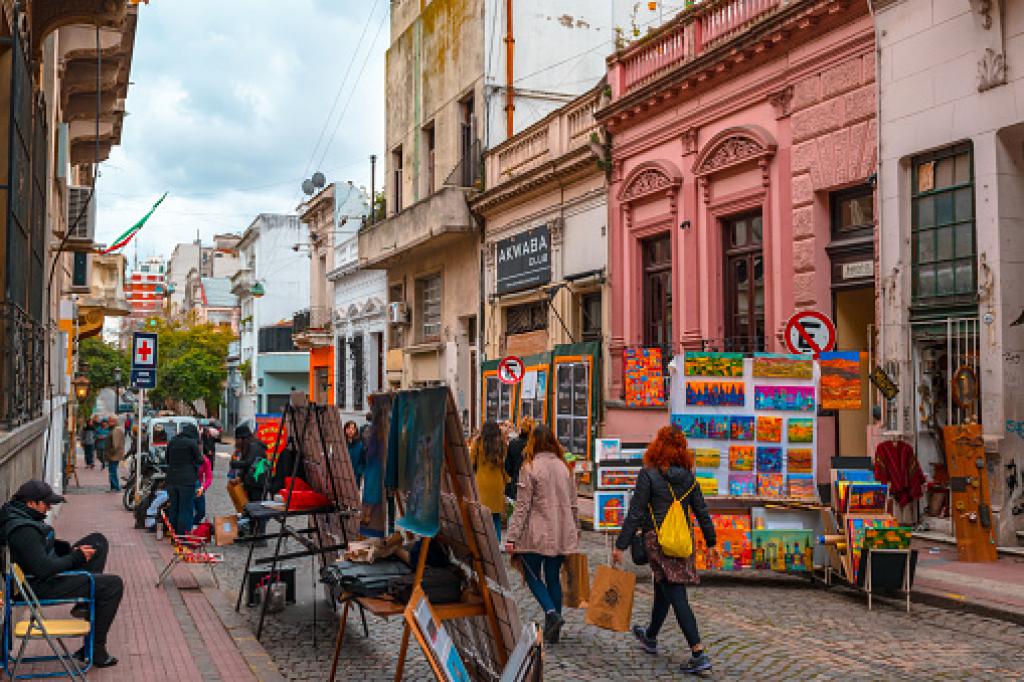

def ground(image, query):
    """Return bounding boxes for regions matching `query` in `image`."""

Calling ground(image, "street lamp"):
[113,367,122,414]
[72,375,90,401]
[250,281,266,299]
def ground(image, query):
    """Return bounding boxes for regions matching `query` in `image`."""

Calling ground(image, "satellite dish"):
[301,179,315,196]
[312,171,326,188]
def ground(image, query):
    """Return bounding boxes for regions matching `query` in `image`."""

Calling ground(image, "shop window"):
[484,375,513,424]
[579,291,602,342]
[831,186,874,240]
[336,337,348,410]
[416,274,442,342]
[723,213,765,351]
[519,369,548,422]
[505,301,547,336]
[642,234,672,348]
[555,362,589,456]
[911,143,976,312]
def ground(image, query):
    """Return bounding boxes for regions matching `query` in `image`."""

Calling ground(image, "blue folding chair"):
[2,565,94,679]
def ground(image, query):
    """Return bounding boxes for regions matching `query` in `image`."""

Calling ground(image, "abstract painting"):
[752,353,813,379]
[597,467,641,490]
[595,491,631,531]
[757,473,784,498]
[686,381,746,407]
[595,438,622,462]
[695,514,752,570]
[729,473,756,496]
[672,414,707,439]
[754,385,815,412]
[787,474,816,499]
[729,446,754,471]
[787,448,813,473]
[624,347,665,408]
[696,473,720,496]
[756,416,782,443]
[729,416,755,441]
[706,415,730,440]
[756,446,783,473]
[847,482,888,513]
[862,526,912,551]
[786,418,814,443]
[693,448,721,468]
[819,351,862,410]
[751,529,815,571]
[684,352,744,377]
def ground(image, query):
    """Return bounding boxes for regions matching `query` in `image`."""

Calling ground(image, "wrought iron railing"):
[293,306,331,336]
[700,336,766,353]
[0,302,46,429]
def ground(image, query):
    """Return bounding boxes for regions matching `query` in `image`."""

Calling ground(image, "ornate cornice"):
[977,47,1006,91]
[617,159,682,203]
[692,126,777,178]
[768,85,794,118]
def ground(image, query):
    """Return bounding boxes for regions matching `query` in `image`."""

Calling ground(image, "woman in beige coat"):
[506,423,579,644]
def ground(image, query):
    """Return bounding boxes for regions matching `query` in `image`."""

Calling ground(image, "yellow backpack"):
[650,479,698,558]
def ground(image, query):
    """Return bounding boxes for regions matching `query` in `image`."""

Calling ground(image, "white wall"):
[253,215,309,326]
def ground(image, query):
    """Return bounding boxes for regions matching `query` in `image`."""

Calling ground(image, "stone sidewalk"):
[912,539,1024,624]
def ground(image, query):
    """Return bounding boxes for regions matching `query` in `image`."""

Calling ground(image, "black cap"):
[235,424,253,439]
[13,480,66,505]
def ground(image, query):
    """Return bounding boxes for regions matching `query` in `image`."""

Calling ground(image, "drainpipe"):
[504,0,515,139]
[867,0,888,428]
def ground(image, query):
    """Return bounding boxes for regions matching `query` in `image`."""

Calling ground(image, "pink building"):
[599,0,877,478]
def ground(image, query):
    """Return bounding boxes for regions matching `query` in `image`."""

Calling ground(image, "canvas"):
[833,470,877,511]
[390,388,447,538]
[756,416,782,443]
[696,473,720,496]
[624,347,665,407]
[619,448,645,462]
[360,393,392,537]
[757,473,784,498]
[862,526,913,551]
[706,415,730,440]
[729,446,754,471]
[787,448,813,473]
[693,448,721,468]
[595,491,631,531]
[686,381,746,407]
[819,351,862,410]
[756,447,783,473]
[786,418,814,443]
[751,353,813,379]
[595,438,622,462]
[598,467,640,490]
[729,416,755,441]
[671,414,707,439]
[694,514,752,570]
[684,352,744,377]
[751,529,815,572]
[728,473,756,496]
[846,516,898,581]
[787,474,816,499]
[754,385,816,412]
[847,482,888,513]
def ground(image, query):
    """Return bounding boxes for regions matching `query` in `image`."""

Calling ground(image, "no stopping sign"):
[498,356,525,385]
[784,311,836,355]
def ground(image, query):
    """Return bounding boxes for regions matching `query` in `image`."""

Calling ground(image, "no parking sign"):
[497,355,525,385]
[784,311,836,356]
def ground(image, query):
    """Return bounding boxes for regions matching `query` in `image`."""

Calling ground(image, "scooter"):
[122,450,166,512]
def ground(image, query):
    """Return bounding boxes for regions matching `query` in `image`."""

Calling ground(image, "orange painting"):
[820,351,862,410]
[787,448,813,473]
[756,416,782,443]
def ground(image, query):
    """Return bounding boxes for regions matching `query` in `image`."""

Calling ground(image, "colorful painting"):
[833,471,878,512]
[693,448,721,468]
[756,416,782,443]
[595,438,622,462]
[863,526,913,551]
[684,352,744,377]
[597,466,641,490]
[787,448,813,473]
[756,447,783,473]
[751,529,815,572]
[846,516,898,581]
[757,473,784,498]
[754,385,816,412]
[686,381,746,407]
[729,473,756,496]
[625,347,665,408]
[672,415,707,439]
[695,514,752,570]
[847,482,888,513]
[594,491,631,531]
[619,448,645,462]
[729,416,755,441]
[787,474,816,499]
[729,446,754,471]
[752,353,813,379]
[786,418,814,443]
[819,351,862,410]
[696,473,720,496]
[706,416,730,440]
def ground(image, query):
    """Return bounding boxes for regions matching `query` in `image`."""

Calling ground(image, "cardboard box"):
[215,515,238,546]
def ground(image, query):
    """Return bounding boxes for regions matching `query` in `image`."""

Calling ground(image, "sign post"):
[783,311,837,356]
[497,355,525,385]
[130,332,158,506]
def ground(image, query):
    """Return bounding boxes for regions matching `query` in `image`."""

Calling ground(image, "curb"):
[909,586,1024,626]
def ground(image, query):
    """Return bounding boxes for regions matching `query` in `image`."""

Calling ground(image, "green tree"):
[147,321,234,415]
[78,337,130,418]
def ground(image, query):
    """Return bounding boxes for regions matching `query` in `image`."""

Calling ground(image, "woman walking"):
[504,417,533,501]
[506,424,578,644]
[94,417,110,467]
[470,421,508,542]
[106,416,126,492]
[81,417,97,469]
[165,423,203,535]
[344,421,366,488]
[612,425,716,675]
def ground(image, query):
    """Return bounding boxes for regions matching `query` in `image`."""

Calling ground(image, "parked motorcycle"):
[122,450,166,511]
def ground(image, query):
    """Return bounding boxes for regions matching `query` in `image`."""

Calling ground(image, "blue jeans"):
[168,484,196,536]
[521,553,564,614]
[107,461,120,490]
[83,444,94,466]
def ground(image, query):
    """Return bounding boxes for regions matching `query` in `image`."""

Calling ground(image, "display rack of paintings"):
[624,347,665,408]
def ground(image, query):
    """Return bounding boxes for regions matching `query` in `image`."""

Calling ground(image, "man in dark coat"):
[0,480,123,668]
[165,423,203,535]
[230,424,270,538]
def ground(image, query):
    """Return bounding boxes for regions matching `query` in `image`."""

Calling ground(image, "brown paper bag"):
[227,479,249,513]
[561,553,590,608]
[584,564,635,632]
[214,515,239,546]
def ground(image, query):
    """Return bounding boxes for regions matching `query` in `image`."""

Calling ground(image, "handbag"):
[629,530,648,566]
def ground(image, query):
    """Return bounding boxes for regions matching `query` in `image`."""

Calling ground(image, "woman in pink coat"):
[193,453,213,526]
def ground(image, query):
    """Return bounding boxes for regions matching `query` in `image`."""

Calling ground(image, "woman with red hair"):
[613,425,716,675]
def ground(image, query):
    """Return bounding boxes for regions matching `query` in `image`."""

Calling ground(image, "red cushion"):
[282,477,312,492]
[279,489,331,510]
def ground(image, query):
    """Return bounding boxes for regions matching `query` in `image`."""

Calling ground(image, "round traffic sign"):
[784,310,836,355]
[497,355,525,385]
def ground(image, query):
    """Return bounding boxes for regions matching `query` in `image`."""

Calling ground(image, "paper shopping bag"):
[214,515,239,546]
[561,553,590,608]
[584,564,635,632]
[227,479,249,513]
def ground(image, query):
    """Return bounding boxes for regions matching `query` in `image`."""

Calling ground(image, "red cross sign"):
[132,332,158,368]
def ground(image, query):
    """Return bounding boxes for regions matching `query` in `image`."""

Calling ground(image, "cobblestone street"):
[204,455,1024,681]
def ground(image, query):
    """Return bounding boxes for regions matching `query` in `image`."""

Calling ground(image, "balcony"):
[230,267,253,298]
[359,186,475,269]
[0,302,45,430]
[77,253,130,340]
[292,306,332,349]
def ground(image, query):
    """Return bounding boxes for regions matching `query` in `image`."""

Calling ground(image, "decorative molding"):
[621,169,673,200]
[969,0,994,30]
[692,126,777,179]
[549,217,565,248]
[977,48,1007,92]
[681,128,698,155]
[768,85,794,118]
[617,159,683,205]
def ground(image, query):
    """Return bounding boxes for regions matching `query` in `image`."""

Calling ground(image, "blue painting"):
[671,414,707,439]
[753,385,816,412]
[756,446,783,473]
[685,381,746,407]
[729,416,755,441]
[706,416,730,440]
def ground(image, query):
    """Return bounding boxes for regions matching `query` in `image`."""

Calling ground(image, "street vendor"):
[231,423,270,538]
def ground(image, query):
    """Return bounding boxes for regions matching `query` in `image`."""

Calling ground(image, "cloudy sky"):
[95,0,387,260]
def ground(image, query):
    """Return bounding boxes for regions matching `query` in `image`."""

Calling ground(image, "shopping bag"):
[584,564,635,632]
[215,515,239,546]
[560,553,590,608]
[227,479,249,513]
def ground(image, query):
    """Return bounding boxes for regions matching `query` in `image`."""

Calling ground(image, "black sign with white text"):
[496,225,551,295]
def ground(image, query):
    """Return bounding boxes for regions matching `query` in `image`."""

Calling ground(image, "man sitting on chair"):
[0,480,123,668]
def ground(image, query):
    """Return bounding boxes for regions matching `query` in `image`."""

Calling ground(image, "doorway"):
[833,286,873,456]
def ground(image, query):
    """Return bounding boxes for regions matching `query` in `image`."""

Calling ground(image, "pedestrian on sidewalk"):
[506,423,578,644]
[81,417,97,469]
[166,423,203,536]
[504,416,534,501]
[94,417,110,467]
[194,448,213,526]
[612,425,716,675]
[231,424,270,538]
[471,420,509,543]
[0,480,123,668]
[106,416,126,492]
[345,420,366,488]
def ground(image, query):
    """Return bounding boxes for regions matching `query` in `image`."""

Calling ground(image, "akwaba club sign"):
[496,224,551,295]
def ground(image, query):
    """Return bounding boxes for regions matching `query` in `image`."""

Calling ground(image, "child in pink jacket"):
[194,454,213,525]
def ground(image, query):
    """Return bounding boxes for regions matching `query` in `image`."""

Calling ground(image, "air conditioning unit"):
[66,185,97,245]
[388,301,409,325]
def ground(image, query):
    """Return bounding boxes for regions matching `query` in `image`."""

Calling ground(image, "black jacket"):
[504,435,527,499]
[165,429,203,487]
[0,500,85,582]
[230,439,268,491]
[614,466,716,551]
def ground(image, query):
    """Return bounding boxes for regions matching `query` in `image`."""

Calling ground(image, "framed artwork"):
[728,473,756,496]
[624,347,665,407]
[756,416,782,443]
[847,482,888,513]
[693,448,721,468]
[594,438,622,462]
[754,385,815,412]
[597,466,641,490]
[729,445,754,471]
[594,491,631,531]
[787,448,813,473]
[786,418,814,443]
[756,446,783,473]
[685,381,746,407]
[706,416,730,440]
[757,473,784,498]
[751,529,815,571]
[684,352,744,377]
[671,414,707,439]
[729,416,755,441]
[751,353,813,379]
[787,474,816,499]
[819,351,862,410]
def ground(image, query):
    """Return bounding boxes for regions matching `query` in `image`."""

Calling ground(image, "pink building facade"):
[599,0,877,481]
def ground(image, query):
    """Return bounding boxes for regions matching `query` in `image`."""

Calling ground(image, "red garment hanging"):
[874,439,926,506]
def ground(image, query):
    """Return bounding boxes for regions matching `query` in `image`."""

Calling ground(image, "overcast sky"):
[95,0,386,262]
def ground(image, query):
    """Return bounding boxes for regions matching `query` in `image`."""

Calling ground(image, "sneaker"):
[632,625,658,655]
[680,652,712,675]
[542,611,564,644]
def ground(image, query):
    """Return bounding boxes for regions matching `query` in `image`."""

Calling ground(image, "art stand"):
[863,547,913,612]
